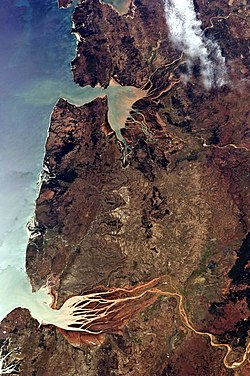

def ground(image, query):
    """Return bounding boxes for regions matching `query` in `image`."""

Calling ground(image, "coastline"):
[0,0,249,374]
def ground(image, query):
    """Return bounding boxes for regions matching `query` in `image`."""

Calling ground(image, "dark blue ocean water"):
[0,0,76,318]
[0,0,142,321]
[0,0,75,260]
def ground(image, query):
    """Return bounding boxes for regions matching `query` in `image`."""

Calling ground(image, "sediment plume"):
[38,277,250,369]
[42,278,161,345]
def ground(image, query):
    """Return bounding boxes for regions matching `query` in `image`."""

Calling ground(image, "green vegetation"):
[186,239,217,284]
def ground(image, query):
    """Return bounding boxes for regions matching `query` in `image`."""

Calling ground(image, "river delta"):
[0,0,250,375]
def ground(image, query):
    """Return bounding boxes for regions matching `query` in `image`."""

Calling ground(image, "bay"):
[0,0,144,322]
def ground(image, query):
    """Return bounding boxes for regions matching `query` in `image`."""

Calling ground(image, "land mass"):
[58,0,72,9]
[0,0,250,375]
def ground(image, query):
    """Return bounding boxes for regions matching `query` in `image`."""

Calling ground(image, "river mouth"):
[1,1,249,374]
[0,0,145,322]
[101,0,132,14]
[18,78,146,142]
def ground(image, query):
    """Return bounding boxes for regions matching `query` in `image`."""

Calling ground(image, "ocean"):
[0,0,77,320]
[0,0,142,321]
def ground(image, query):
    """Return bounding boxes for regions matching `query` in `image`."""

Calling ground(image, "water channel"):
[0,0,143,322]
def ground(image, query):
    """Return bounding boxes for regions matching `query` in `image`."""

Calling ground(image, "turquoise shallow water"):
[102,0,130,13]
[0,0,143,322]
[0,0,77,320]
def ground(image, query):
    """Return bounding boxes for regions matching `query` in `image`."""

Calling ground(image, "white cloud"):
[164,0,227,89]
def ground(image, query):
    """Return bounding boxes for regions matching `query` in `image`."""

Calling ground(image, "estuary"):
[0,0,143,321]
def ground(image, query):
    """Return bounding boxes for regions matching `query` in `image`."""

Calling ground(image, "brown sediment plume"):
[107,79,146,135]
[50,278,161,346]
[45,276,250,370]
[102,0,132,15]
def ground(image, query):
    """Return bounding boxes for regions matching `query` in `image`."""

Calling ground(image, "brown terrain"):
[58,0,72,9]
[0,0,250,375]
